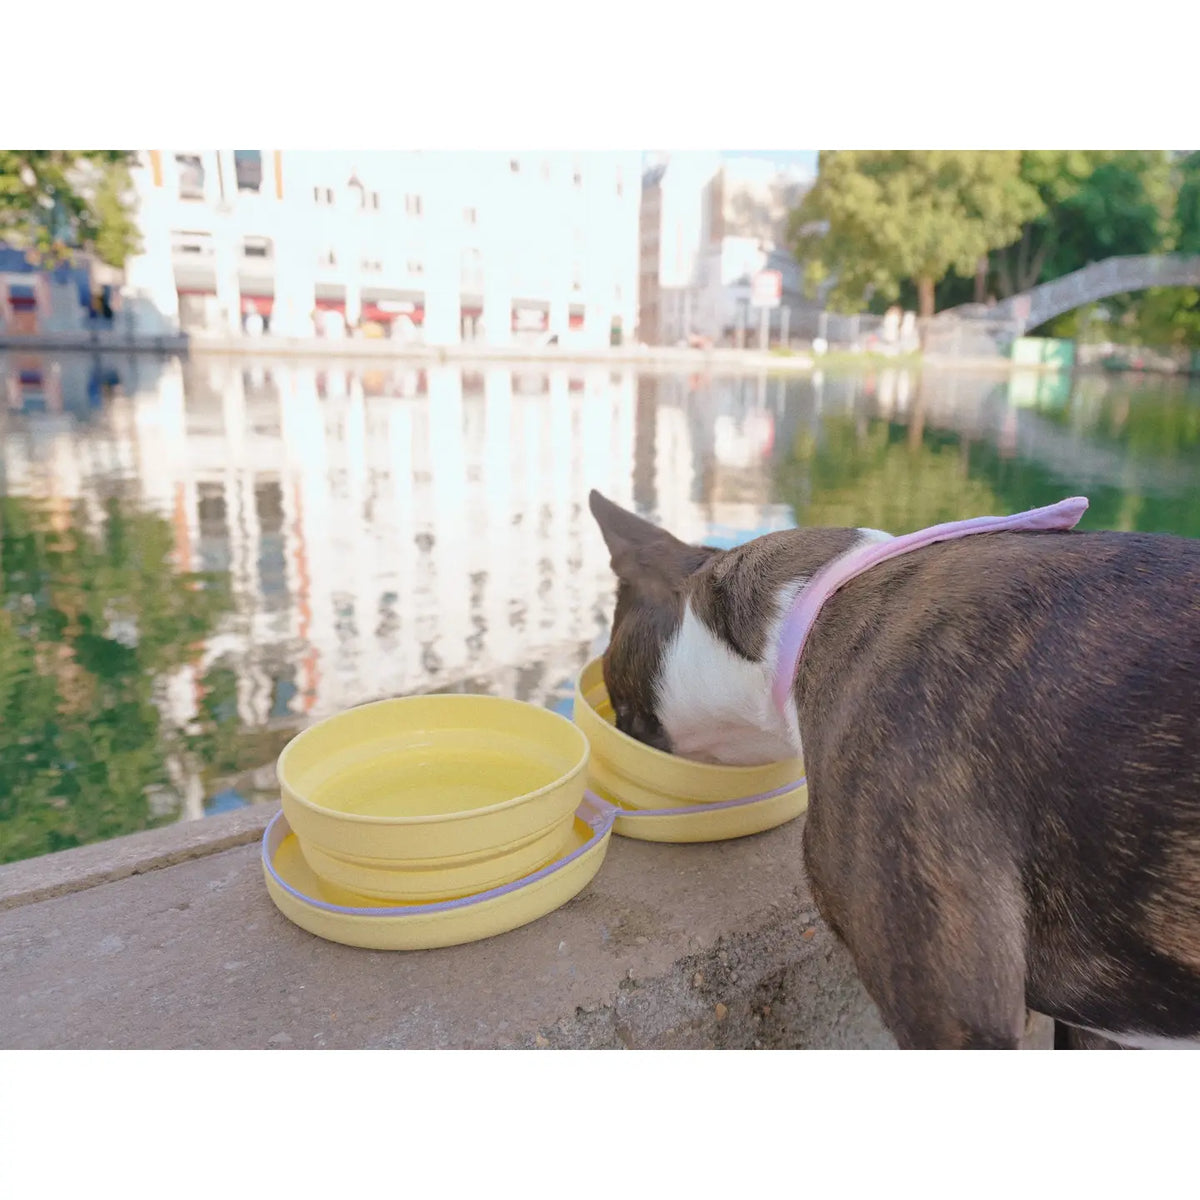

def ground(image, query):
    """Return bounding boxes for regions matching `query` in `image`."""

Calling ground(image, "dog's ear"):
[588,490,716,599]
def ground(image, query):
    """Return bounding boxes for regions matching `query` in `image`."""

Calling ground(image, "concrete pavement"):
[0,804,1053,1049]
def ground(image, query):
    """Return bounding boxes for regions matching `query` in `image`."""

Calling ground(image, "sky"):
[720,150,819,173]
[643,149,819,178]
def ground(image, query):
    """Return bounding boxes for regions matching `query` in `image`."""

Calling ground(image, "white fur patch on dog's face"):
[656,584,805,766]
[653,527,894,767]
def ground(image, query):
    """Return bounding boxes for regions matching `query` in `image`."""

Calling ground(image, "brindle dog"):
[589,490,1200,1050]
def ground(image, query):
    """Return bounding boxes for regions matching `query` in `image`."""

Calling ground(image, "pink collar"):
[771,496,1090,715]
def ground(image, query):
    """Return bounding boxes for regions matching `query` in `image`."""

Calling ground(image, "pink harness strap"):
[771,496,1090,715]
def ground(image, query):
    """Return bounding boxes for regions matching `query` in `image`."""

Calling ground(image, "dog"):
[588,489,1200,1050]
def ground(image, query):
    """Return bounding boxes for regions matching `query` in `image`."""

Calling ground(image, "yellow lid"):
[261,797,614,951]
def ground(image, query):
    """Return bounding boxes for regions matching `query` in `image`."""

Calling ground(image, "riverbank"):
[0,328,1078,376]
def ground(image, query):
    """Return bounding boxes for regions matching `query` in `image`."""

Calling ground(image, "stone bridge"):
[946,254,1200,334]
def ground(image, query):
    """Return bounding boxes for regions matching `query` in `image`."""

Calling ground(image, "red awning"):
[362,303,425,325]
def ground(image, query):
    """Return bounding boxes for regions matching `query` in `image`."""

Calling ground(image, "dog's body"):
[589,490,1200,1049]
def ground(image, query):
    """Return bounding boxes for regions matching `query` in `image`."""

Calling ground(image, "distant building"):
[0,246,115,336]
[637,154,815,346]
[119,151,642,348]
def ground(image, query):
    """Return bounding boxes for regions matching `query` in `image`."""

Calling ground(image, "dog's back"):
[796,529,1200,1047]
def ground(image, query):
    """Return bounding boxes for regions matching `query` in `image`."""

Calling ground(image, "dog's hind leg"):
[804,814,1028,1049]
[866,935,1029,1050]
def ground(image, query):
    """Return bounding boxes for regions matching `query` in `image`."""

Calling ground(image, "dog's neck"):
[655,527,892,765]
[655,499,1089,767]
[771,496,1090,715]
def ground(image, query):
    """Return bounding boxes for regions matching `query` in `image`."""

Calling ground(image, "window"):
[405,194,423,217]
[243,236,273,259]
[509,158,520,173]
[369,191,381,210]
[234,150,263,193]
[171,229,213,256]
[314,186,335,205]
[463,206,477,225]
[176,154,205,200]
[407,260,424,276]
[461,248,483,290]
[361,258,383,273]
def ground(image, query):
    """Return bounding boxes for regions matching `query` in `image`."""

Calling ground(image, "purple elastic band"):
[771,496,1089,715]
[262,793,616,919]
[263,777,808,920]
[591,779,804,819]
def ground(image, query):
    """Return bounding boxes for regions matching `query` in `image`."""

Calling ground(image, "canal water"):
[2,354,1199,863]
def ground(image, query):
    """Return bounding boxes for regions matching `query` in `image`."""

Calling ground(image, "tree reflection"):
[0,494,235,864]
[776,378,1200,540]
[777,416,1003,533]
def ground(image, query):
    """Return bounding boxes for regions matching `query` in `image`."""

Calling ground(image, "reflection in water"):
[0,493,233,863]
[2,353,1200,862]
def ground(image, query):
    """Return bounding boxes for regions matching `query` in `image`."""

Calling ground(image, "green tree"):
[1031,153,1200,345]
[0,150,141,267]
[1173,152,1200,254]
[1043,152,1172,279]
[991,152,1173,300]
[90,159,143,268]
[789,151,1043,318]
[990,151,1116,298]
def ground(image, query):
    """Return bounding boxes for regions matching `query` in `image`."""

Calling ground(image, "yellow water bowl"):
[262,797,615,951]
[573,657,807,842]
[277,694,590,864]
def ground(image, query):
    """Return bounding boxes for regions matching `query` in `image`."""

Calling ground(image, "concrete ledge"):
[0,810,1053,1049]
[0,330,189,354]
[3,332,1045,377]
[186,337,821,374]
[0,804,276,913]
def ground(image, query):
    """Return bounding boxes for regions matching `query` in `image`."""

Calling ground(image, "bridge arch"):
[948,254,1200,333]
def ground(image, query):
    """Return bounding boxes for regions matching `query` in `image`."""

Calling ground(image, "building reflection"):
[114,359,648,738]
[0,350,942,822]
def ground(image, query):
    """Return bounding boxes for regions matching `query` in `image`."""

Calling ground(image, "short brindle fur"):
[589,490,1200,1050]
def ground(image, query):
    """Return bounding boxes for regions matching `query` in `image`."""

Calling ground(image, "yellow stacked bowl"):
[573,657,808,842]
[276,694,590,903]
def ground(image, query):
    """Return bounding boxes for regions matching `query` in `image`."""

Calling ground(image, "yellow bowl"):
[261,799,615,951]
[297,811,578,903]
[277,694,590,863]
[573,657,807,842]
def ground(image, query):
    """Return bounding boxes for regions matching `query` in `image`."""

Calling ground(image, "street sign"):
[751,270,782,309]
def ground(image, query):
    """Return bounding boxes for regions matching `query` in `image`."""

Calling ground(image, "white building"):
[121,151,642,349]
[638,154,814,346]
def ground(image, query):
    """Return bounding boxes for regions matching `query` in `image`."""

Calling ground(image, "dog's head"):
[589,491,881,766]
